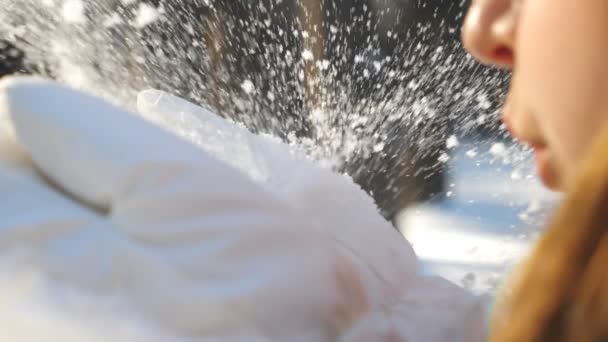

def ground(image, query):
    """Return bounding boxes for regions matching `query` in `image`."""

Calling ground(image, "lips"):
[528,141,546,151]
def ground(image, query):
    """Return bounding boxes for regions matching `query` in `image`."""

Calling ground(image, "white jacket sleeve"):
[0,76,487,341]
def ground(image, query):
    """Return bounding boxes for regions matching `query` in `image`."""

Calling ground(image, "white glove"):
[0,76,487,341]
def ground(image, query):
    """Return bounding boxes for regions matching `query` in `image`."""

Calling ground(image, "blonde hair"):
[491,124,608,341]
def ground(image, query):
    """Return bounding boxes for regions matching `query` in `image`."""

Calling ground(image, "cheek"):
[517,0,608,165]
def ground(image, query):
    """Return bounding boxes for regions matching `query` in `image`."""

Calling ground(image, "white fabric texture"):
[0,76,487,341]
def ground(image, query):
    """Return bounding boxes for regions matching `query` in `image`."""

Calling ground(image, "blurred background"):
[0,0,557,293]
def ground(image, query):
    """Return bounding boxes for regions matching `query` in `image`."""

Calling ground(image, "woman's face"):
[462,0,608,190]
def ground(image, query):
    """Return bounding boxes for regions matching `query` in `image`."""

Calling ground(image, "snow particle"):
[373,61,382,72]
[510,169,523,180]
[446,135,460,149]
[438,152,450,163]
[489,142,506,158]
[240,80,256,94]
[373,142,385,153]
[476,94,491,110]
[317,59,330,70]
[61,0,86,24]
[302,49,314,61]
[135,3,161,28]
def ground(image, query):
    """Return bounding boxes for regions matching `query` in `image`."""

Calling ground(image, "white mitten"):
[0,76,487,341]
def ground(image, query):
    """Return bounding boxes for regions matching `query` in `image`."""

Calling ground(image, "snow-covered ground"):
[397,140,560,294]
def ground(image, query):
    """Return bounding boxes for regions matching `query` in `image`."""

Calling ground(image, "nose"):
[461,0,518,68]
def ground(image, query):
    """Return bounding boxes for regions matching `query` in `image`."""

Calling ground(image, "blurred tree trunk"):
[298,0,324,110]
